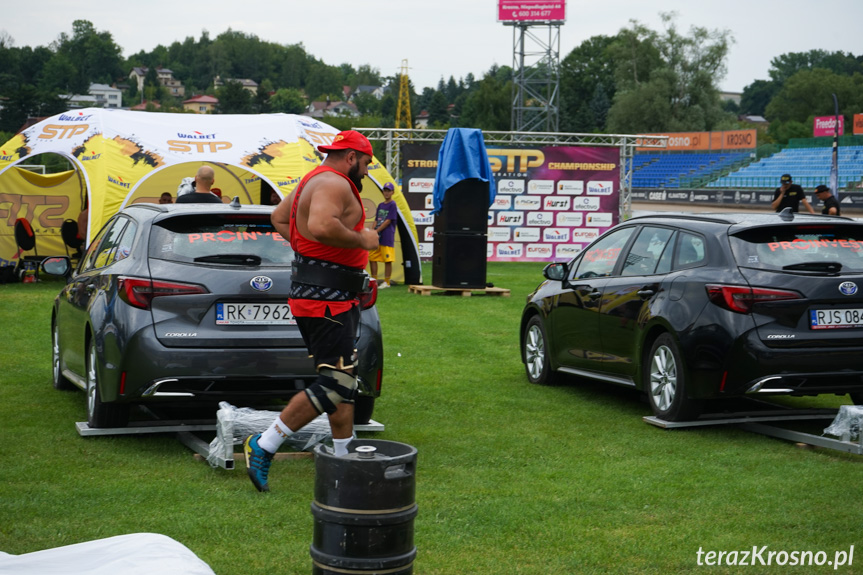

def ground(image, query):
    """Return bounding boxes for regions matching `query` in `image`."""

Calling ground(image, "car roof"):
[626,210,858,231]
[122,199,276,221]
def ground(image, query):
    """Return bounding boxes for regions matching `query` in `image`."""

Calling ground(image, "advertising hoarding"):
[498,0,566,23]
[813,116,844,137]
[402,143,619,262]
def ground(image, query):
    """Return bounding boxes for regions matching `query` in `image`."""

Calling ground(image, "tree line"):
[2,15,863,147]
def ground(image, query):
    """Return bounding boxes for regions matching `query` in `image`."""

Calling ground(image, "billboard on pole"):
[498,0,566,23]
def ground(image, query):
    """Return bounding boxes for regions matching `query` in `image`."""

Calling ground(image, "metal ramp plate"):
[644,406,863,456]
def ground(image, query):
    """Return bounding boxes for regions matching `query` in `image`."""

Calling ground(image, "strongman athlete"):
[243,130,379,492]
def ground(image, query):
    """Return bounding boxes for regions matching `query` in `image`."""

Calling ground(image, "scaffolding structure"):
[509,22,561,133]
[354,128,667,220]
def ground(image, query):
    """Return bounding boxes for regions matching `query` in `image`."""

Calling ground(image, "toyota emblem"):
[250,276,274,292]
[839,281,858,296]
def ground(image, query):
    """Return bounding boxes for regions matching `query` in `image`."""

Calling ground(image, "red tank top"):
[288,165,368,317]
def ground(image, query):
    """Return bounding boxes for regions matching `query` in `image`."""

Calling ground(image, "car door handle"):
[588,289,602,300]
[637,288,655,299]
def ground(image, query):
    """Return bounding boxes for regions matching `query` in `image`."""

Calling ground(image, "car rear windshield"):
[729,224,863,272]
[149,214,293,265]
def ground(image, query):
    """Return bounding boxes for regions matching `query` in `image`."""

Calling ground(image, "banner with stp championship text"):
[401,143,619,262]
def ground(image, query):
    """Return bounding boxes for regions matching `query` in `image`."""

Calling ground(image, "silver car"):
[44,200,383,428]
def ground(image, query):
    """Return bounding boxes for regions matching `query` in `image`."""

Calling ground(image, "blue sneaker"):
[243,434,274,492]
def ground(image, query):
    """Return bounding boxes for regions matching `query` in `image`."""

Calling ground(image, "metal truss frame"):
[355,128,667,220]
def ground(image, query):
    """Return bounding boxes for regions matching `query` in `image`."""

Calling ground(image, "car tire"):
[86,339,129,428]
[353,395,375,425]
[645,333,702,421]
[52,321,75,391]
[523,315,559,385]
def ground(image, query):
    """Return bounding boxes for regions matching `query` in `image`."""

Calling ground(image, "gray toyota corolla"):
[43,200,383,428]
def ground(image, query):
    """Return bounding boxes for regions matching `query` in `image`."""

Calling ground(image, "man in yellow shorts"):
[369,182,398,288]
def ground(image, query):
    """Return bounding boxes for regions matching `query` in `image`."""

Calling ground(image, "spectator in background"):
[176,166,222,204]
[814,185,840,216]
[159,192,173,204]
[771,174,814,214]
[369,182,398,288]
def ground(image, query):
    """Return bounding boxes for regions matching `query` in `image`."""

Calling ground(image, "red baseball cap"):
[317,130,374,157]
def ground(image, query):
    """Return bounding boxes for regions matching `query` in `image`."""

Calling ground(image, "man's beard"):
[348,162,363,192]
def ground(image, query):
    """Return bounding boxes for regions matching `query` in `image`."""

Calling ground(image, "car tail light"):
[705,284,802,314]
[359,278,378,310]
[118,277,208,310]
[374,368,382,393]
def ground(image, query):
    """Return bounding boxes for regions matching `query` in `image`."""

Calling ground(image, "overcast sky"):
[3,0,863,94]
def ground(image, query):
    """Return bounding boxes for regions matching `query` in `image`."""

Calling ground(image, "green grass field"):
[1,263,860,574]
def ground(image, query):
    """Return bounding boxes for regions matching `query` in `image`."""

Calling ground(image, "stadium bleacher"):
[707,146,863,189]
[631,152,749,188]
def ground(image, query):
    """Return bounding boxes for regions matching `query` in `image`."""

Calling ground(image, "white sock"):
[258,417,294,453]
[332,437,352,456]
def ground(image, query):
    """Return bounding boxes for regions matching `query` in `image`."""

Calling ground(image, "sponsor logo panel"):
[411,211,434,225]
[556,180,584,195]
[586,213,613,227]
[514,195,542,210]
[489,227,511,242]
[572,197,601,211]
[495,243,524,258]
[496,211,524,226]
[526,244,553,258]
[493,196,512,209]
[544,196,571,211]
[572,229,600,242]
[513,227,541,242]
[528,180,555,194]
[586,181,614,195]
[409,178,435,193]
[526,211,553,226]
[556,245,583,259]
[543,228,571,242]
[498,179,525,195]
[556,212,583,227]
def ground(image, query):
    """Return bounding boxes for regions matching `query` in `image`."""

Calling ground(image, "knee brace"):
[304,367,358,415]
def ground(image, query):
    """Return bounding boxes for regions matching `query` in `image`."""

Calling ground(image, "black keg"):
[311,439,418,575]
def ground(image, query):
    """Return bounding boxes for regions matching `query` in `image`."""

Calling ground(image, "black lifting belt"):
[291,259,370,292]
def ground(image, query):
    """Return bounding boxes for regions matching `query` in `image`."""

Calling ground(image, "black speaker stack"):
[432,178,488,289]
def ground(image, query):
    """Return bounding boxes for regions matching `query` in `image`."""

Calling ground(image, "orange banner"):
[854,114,863,136]
[637,130,756,151]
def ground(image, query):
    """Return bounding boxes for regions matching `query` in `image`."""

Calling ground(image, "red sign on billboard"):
[498,0,566,23]
[813,115,844,137]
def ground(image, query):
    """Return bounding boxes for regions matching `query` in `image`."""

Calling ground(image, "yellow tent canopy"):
[0,108,420,284]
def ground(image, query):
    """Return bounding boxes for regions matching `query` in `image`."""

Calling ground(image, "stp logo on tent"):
[168,139,232,153]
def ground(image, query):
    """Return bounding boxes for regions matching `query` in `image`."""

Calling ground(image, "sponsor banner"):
[418,243,433,258]
[408,177,435,193]
[556,244,582,259]
[572,229,600,242]
[498,179,526,194]
[497,0,566,23]
[496,211,525,226]
[586,181,614,195]
[636,129,757,151]
[556,212,583,227]
[401,142,619,262]
[514,227,542,242]
[411,210,434,225]
[526,243,553,258]
[586,213,613,227]
[514,195,543,210]
[556,180,584,195]
[495,242,525,259]
[813,116,844,137]
[528,179,555,194]
[492,195,512,209]
[489,227,511,242]
[855,114,863,136]
[634,188,862,208]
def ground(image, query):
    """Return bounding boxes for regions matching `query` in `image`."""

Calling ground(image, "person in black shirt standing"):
[814,184,840,215]
[176,166,223,204]
[771,174,814,214]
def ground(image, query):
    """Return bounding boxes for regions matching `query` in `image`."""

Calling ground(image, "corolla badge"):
[250,276,274,292]
[839,282,858,296]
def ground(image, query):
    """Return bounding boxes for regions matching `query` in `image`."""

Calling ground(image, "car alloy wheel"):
[524,316,557,385]
[645,333,701,421]
[86,340,129,428]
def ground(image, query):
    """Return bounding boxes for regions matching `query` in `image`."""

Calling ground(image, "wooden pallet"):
[408,284,510,297]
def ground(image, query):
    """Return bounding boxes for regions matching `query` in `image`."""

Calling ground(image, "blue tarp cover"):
[431,128,495,214]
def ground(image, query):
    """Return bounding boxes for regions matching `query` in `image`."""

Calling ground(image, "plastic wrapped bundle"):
[823,405,863,441]
[206,402,334,468]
